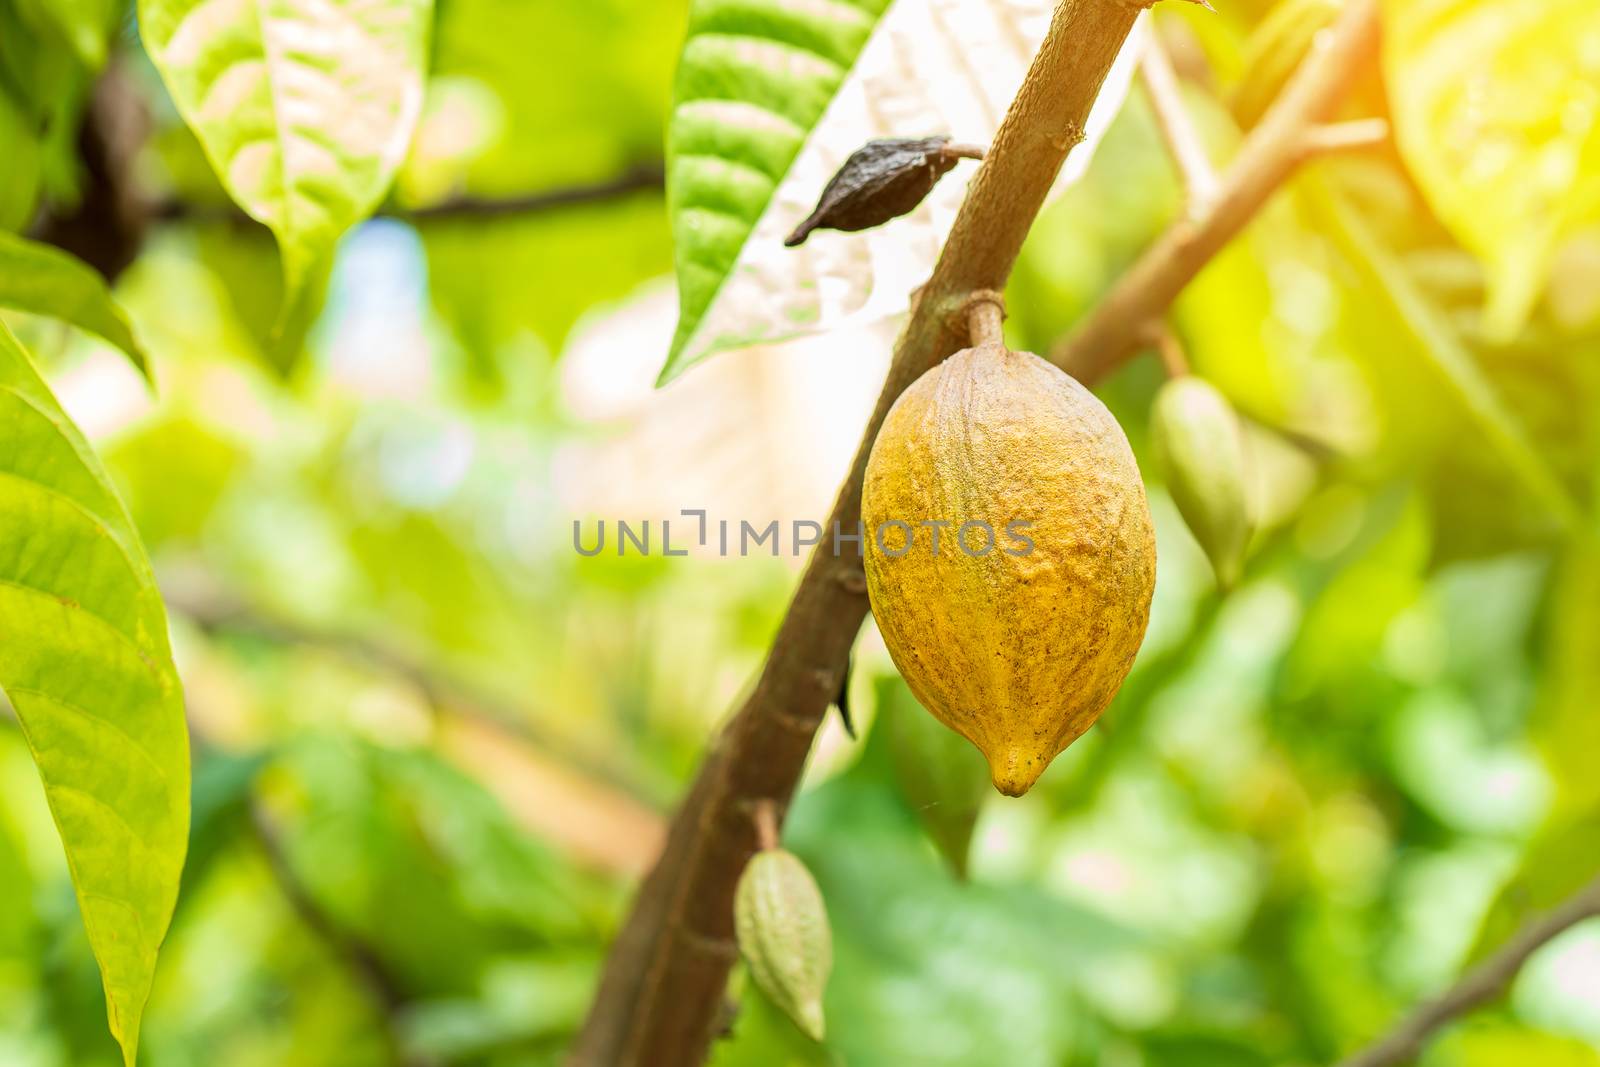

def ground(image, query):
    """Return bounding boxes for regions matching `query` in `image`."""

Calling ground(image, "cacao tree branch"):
[247,799,439,1067]
[1333,872,1600,1067]
[571,1,1154,1063]
[1298,117,1390,159]
[32,69,663,284]
[1138,27,1218,215]
[149,164,667,227]
[164,579,654,807]
[1053,0,1381,380]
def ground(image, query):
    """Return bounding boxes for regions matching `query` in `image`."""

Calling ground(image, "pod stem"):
[1146,322,1191,377]
[964,290,1007,347]
[751,800,780,852]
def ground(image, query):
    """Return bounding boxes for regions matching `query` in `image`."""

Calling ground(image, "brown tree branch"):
[148,164,666,227]
[1139,27,1218,215]
[1053,0,1381,380]
[1298,117,1389,160]
[1333,872,1600,1067]
[247,799,434,1067]
[163,578,653,807]
[571,2,1153,1063]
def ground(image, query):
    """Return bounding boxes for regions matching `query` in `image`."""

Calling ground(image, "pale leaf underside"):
[662,0,1144,382]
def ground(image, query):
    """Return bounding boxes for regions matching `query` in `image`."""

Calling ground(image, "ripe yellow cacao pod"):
[1151,376,1253,589]
[734,848,832,1041]
[861,344,1157,797]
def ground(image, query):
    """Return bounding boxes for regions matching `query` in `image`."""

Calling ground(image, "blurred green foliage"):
[3,0,1600,1065]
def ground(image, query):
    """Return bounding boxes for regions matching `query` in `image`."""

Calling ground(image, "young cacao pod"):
[861,343,1157,797]
[1150,375,1254,589]
[734,848,832,1042]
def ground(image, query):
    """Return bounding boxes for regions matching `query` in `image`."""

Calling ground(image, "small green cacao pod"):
[1229,0,1342,128]
[734,848,832,1041]
[880,675,989,879]
[1151,376,1254,589]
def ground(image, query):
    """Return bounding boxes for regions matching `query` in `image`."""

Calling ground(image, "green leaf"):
[0,323,189,1067]
[878,674,988,879]
[1531,547,1600,813]
[13,0,120,67]
[1382,0,1600,341]
[1313,185,1585,533]
[660,0,891,382]
[0,88,43,230]
[1465,810,1600,967]
[0,232,151,381]
[137,0,434,310]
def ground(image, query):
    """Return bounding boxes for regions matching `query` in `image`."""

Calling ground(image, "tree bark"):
[573,1,1386,1063]
[570,2,1151,1063]
[1052,0,1380,379]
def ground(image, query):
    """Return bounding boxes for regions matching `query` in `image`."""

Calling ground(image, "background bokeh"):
[2,1,1599,1065]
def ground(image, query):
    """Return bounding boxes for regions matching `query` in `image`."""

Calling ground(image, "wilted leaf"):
[784,137,974,246]
[0,323,189,1067]
[138,0,433,310]
[1382,0,1600,341]
[660,0,1144,382]
[0,232,150,380]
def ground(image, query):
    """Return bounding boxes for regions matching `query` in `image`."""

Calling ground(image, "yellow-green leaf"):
[1382,0,1600,340]
[0,323,189,1066]
[1315,185,1585,532]
[0,232,151,381]
[137,0,433,309]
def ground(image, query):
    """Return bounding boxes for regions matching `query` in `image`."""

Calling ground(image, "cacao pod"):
[861,343,1156,797]
[734,848,832,1042]
[1151,375,1254,589]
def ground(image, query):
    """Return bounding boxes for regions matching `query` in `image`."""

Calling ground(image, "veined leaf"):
[0,323,189,1067]
[0,232,151,381]
[1315,185,1585,533]
[137,0,433,310]
[659,0,1143,383]
[1382,0,1600,341]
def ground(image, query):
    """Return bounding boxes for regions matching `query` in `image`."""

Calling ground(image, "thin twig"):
[1054,0,1382,383]
[153,169,663,228]
[1150,323,1190,377]
[941,142,989,163]
[1334,873,1600,1067]
[1139,28,1219,215]
[571,2,1155,1063]
[247,798,439,1067]
[164,580,652,806]
[148,164,666,227]
[1299,118,1389,160]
